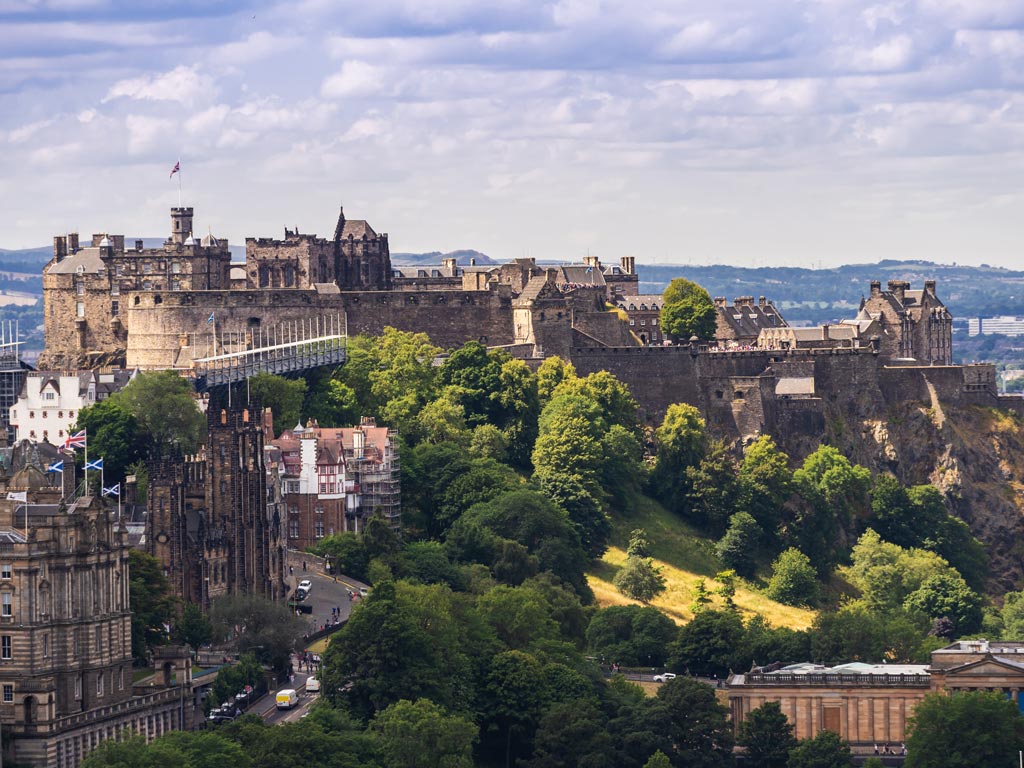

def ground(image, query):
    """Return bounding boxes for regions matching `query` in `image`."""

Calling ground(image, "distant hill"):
[391,249,495,266]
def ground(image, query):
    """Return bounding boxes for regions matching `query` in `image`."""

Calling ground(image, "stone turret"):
[170,207,194,245]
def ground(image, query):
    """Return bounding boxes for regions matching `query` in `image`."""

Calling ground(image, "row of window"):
[287,521,328,539]
[628,319,658,326]
[23,411,76,419]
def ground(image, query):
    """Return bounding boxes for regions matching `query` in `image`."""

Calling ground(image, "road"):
[285,550,370,637]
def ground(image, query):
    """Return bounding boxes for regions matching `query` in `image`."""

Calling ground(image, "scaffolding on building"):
[0,321,26,444]
[193,314,347,391]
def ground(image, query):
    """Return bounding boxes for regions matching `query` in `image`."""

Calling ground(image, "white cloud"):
[104,65,215,108]
[321,60,388,99]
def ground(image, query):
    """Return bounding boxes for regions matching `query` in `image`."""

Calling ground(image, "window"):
[115,264,123,277]
[629,319,635,326]
[119,667,124,690]
[74,676,81,700]
[95,625,102,653]
[0,565,10,580]
[1,685,11,703]
[1,636,11,660]
[76,301,85,318]
[97,672,104,697]
[653,319,658,326]
[315,520,325,539]
[42,635,48,658]
[75,282,84,296]
[111,283,120,296]
[171,262,181,274]
[143,262,152,274]
[43,392,55,401]
[1,593,10,617]
[111,301,119,317]
[640,319,646,326]
[289,520,300,539]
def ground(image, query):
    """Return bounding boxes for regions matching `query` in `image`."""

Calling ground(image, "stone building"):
[9,370,135,446]
[245,207,392,291]
[714,296,788,347]
[0,460,192,768]
[615,295,664,345]
[147,391,285,609]
[728,639,1024,755]
[266,416,400,549]
[40,209,233,370]
[856,279,953,364]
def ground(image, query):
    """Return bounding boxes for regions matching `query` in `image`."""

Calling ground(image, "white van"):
[305,677,321,693]
[276,689,298,709]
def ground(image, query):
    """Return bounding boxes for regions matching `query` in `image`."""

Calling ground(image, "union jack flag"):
[63,430,86,450]
[170,160,180,179]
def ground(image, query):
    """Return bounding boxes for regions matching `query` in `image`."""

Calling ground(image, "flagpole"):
[83,432,88,497]
[177,157,182,208]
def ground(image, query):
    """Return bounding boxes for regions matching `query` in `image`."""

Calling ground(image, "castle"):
[39,205,977,444]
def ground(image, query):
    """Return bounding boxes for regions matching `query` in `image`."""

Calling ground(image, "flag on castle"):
[47,460,63,473]
[208,312,215,324]
[170,160,180,179]
[102,484,120,497]
[85,458,103,471]
[63,430,86,450]
[6,492,26,502]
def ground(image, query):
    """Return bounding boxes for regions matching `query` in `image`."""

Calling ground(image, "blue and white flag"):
[47,460,63,473]
[85,457,103,471]
[585,265,594,273]
[102,484,120,497]
[208,312,215,324]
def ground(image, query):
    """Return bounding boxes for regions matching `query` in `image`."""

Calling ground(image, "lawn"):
[587,494,816,630]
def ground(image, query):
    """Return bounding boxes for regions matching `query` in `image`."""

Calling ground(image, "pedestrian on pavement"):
[289,565,293,575]
[302,560,307,571]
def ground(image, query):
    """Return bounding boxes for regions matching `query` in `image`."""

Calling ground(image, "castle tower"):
[170,207,194,245]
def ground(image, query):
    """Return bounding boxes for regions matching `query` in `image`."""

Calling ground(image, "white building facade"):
[8,371,135,446]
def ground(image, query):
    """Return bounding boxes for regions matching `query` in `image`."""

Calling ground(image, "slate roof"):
[717,302,787,339]
[47,247,105,275]
[340,220,377,239]
[616,295,663,311]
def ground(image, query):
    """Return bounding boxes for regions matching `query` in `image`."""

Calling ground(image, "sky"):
[2,0,1024,268]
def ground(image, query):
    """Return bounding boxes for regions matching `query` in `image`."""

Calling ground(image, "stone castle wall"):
[123,287,517,369]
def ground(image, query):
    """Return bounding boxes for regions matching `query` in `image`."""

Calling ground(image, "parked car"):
[298,579,312,592]
[295,586,309,602]
[358,587,370,597]
[305,677,321,693]
[652,673,677,683]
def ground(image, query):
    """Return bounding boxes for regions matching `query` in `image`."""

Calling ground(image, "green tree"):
[716,512,763,578]
[535,470,610,558]
[527,699,616,768]
[74,397,144,487]
[791,446,871,572]
[1000,590,1024,639]
[660,278,717,342]
[175,602,212,652]
[809,604,931,664]
[111,370,206,456]
[903,572,983,636]
[372,698,477,768]
[649,676,734,767]
[482,650,550,768]
[552,370,640,434]
[687,440,744,535]
[536,356,577,405]
[737,701,798,768]
[128,549,176,663]
[786,730,852,768]
[668,609,745,678]
[614,556,666,604]
[302,372,360,427]
[586,605,678,666]
[905,690,1024,768]
[313,532,370,582]
[532,394,606,499]
[209,594,303,673]
[766,548,819,607]
[477,583,561,650]
[249,373,307,430]
[470,423,510,462]
[714,569,738,611]
[690,579,713,615]
[414,392,472,446]
[82,732,252,768]
[649,403,708,516]
[737,436,793,544]
[645,751,672,768]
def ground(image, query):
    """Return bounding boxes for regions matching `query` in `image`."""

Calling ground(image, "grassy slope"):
[587,495,816,630]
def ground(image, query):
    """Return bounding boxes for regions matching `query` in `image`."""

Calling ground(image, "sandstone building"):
[728,640,1024,755]
[146,390,286,609]
[0,456,192,767]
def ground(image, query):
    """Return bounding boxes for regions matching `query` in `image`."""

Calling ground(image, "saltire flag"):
[85,457,103,471]
[102,484,120,497]
[6,492,26,502]
[585,266,594,273]
[207,312,215,324]
[170,160,180,179]
[47,460,63,473]
[63,430,86,450]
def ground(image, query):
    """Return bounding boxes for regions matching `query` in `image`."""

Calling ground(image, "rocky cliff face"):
[784,392,1024,593]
